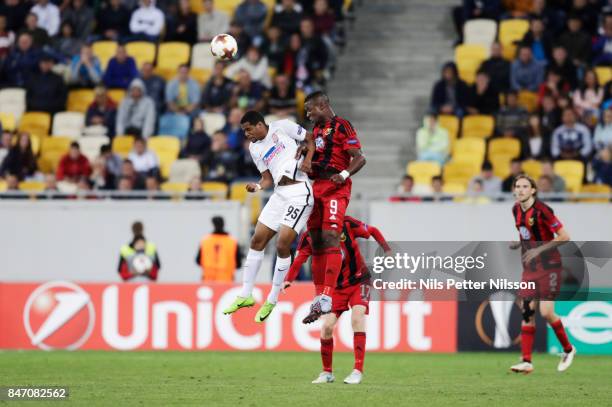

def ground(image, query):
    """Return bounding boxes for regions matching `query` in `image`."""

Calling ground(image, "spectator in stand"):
[90,155,115,190]
[1,33,39,87]
[118,158,145,189]
[115,175,135,195]
[100,144,122,179]
[69,45,103,87]
[44,173,59,192]
[231,70,265,111]
[551,107,592,161]
[536,174,562,201]
[520,17,552,63]
[548,45,577,90]
[145,175,167,200]
[86,86,118,137]
[203,130,239,182]
[103,45,139,89]
[573,69,603,125]
[53,22,82,62]
[96,0,131,41]
[198,0,229,42]
[421,175,452,202]
[537,68,569,107]
[0,15,15,59]
[61,0,95,41]
[280,32,303,83]
[233,0,268,40]
[502,159,523,192]
[181,117,211,162]
[0,132,37,180]
[25,54,67,114]
[165,0,197,44]
[0,131,12,167]
[187,175,204,199]
[56,141,92,183]
[559,14,591,70]
[195,216,242,282]
[1,0,29,33]
[592,146,612,186]
[451,0,501,43]
[469,161,501,195]
[594,108,612,151]
[201,61,234,113]
[128,137,159,178]
[268,74,297,117]
[569,0,599,36]
[527,114,544,158]
[140,61,166,113]
[430,62,469,116]
[415,113,449,165]
[262,25,284,70]
[227,21,252,60]
[129,0,165,42]
[496,90,529,136]
[389,175,420,202]
[222,107,246,150]
[20,12,48,48]
[271,0,303,41]
[539,93,561,148]
[2,173,21,194]
[118,221,160,282]
[31,0,60,37]
[593,15,612,66]
[466,70,499,115]
[225,45,272,88]
[165,64,201,117]
[312,0,336,39]
[541,158,566,192]
[116,78,156,138]
[464,179,491,204]
[531,0,565,36]
[510,45,545,92]
[299,18,329,89]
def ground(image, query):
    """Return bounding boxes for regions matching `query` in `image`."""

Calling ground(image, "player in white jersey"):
[223,111,315,322]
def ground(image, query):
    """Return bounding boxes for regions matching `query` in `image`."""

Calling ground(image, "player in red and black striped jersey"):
[284,216,391,385]
[509,174,575,374]
[302,91,367,323]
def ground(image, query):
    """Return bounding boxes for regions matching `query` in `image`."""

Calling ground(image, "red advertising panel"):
[0,282,457,352]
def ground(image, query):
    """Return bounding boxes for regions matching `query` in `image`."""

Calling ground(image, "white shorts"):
[258,181,313,233]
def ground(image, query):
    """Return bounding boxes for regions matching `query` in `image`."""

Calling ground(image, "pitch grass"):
[0,351,611,406]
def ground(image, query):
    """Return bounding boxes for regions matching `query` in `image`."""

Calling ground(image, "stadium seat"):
[157,151,178,179]
[595,67,612,85]
[78,136,110,162]
[201,112,227,134]
[521,159,542,179]
[191,68,212,85]
[462,114,494,139]
[230,182,262,224]
[157,42,191,71]
[437,114,460,149]
[0,112,16,131]
[499,19,529,59]
[442,182,467,194]
[454,44,488,84]
[52,112,85,139]
[518,91,538,113]
[18,181,45,192]
[215,0,243,15]
[0,180,6,191]
[82,125,108,137]
[580,184,611,202]
[161,182,189,196]
[92,41,118,69]
[191,43,216,71]
[39,136,72,173]
[554,160,584,193]
[463,19,497,47]
[168,159,202,183]
[202,181,229,200]
[296,89,306,121]
[0,88,26,121]
[107,89,126,104]
[125,41,156,68]
[149,136,180,179]
[490,155,513,179]
[67,89,95,113]
[19,112,51,137]
[407,161,442,185]
[112,135,134,158]
[452,138,486,164]
[12,133,41,155]
[488,138,521,160]
[189,0,204,13]
[158,113,190,140]
[443,161,480,186]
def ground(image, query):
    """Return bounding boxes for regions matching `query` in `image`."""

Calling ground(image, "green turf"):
[0,351,610,406]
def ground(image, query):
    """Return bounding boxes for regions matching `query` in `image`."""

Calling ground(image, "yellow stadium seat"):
[580,184,611,202]
[19,112,51,137]
[443,161,480,186]
[454,44,488,84]
[38,151,65,174]
[407,161,442,185]
[125,41,156,68]
[0,112,16,131]
[148,136,180,155]
[554,160,584,193]
[67,89,95,113]
[107,89,126,104]
[442,182,467,194]
[521,159,542,179]
[499,19,529,60]
[18,181,45,192]
[438,114,460,149]
[202,181,229,200]
[157,42,191,70]
[231,182,262,224]
[154,67,177,81]
[490,155,513,179]
[595,67,612,85]
[191,68,212,85]
[462,114,494,139]
[39,136,71,173]
[0,181,6,191]
[161,182,188,193]
[112,135,134,158]
[296,89,306,121]
[518,90,538,113]
[92,41,118,70]
[190,0,204,13]
[453,138,486,163]
[488,138,521,160]
[215,0,242,15]
[157,151,178,179]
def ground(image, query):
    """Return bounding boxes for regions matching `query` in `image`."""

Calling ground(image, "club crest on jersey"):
[315,136,325,149]
[340,233,346,242]
[272,132,279,144]
[323,128,332,136]
[528,217,535,226]
[519,226,531,240]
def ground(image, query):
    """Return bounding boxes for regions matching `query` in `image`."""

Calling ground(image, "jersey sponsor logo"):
[262,142,286,167]
[347,139,358,145]
[552,222,559,228]
[315,136,325,149]
[519,226,531,240]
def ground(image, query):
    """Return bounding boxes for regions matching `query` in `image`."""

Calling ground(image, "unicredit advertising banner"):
[0,282,457,352]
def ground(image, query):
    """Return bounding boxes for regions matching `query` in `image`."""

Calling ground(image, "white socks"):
[239,249,265,298]
[266,256,292,304]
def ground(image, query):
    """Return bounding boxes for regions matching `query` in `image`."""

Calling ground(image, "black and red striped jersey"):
[311,115,361,178]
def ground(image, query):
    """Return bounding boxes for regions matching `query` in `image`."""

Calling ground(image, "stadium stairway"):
[328,0,456,198]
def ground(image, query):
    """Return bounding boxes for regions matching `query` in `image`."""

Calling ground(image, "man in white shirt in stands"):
[223,111,315,323]
[129,0,165,42]
[198,0,230,42]
[30,0,60,36]
[128,137,160,178]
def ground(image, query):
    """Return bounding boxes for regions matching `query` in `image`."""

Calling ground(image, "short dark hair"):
[402,174,414,182]
[212,216,225,233]
[70,141,80,149]
[305,91,329,104]
[240,110,265,126]
[100,144,112,154]
[511,158,522,165]
[432,175,443,183]
[482,161,493,171]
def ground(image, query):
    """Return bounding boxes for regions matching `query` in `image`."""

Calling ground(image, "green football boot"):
[254,301,276,322]
[222,296,256,315]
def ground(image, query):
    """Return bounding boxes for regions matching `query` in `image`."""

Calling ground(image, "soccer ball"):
[132,254,152,275]
[210,34,238,60]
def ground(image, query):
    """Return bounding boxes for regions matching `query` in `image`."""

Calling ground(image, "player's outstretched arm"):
[522,227,570,263]
[330,148,366,184]
[367,226,392,255]
[246,170,274,192]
